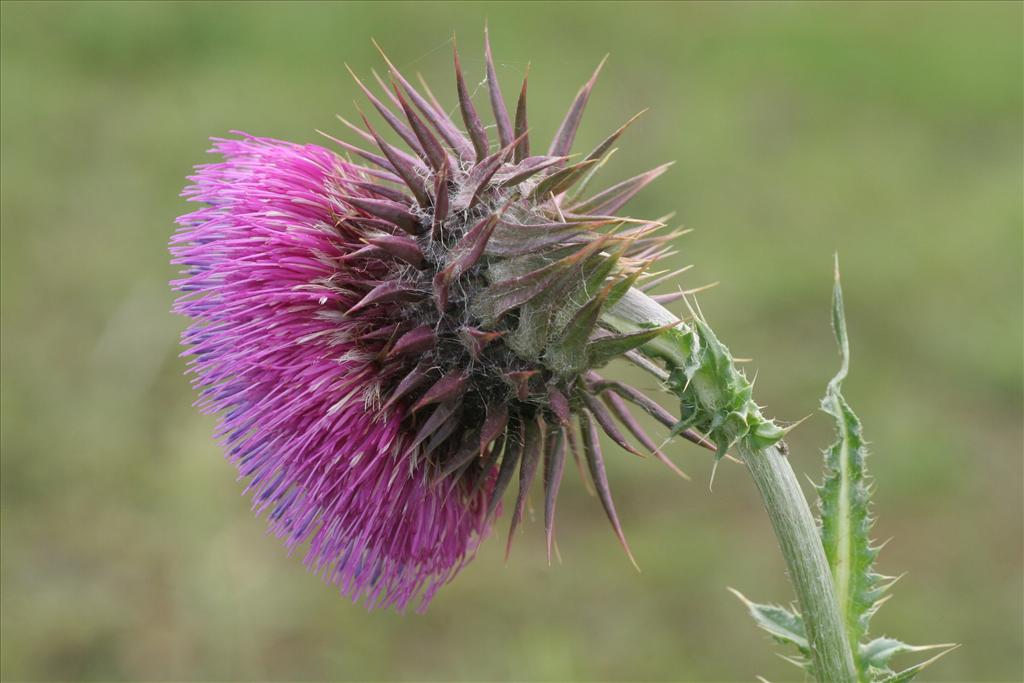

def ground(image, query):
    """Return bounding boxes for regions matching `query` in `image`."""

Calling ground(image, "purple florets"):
[172,136,489,610]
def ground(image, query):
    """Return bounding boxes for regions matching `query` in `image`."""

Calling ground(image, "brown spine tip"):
[479,402,510,454]
[581,392,643,457]
[572,162,674,216]
[580,408,640,572]
[548,54,608,158]
[512,64,530,163]
[603,390,690,481]
[506,415,544,560]
[543,427,567,564]
[345,63,426,157]
[373,38,473,159]
[354,111,432,208]
[453,38,490,162]
[483,24,514,148]
[392,83,451,173]
[487,418,523,520]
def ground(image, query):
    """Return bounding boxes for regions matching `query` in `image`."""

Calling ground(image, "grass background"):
[1,1,1021,681]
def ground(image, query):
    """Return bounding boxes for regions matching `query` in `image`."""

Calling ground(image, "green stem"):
[738,441,858,682]
[604,288,858,682]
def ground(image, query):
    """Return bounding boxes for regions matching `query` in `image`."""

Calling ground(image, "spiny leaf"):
[344,109,430,177]
[640,264,694,293]
[819,258,955,680]
[317,128,393,175]
[463,131,526,211]
[423,404,462,455]
[436,204,501,310]
[563,415,594,497]
[484,217,607,258]
[874,645,959,683]
[589,375,717,454]
[591,377,677,428]
[860,638,957,672]
[819,257,879,670]
[453,212,501,274]
[728,589,812,664]
[547,386,571,425]
[565,147,617,204]
[503,369,538,401]
[415,71,448,122]
[580,239,626,294]
[545,281,612,373]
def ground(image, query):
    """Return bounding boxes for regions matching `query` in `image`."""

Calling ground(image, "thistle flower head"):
[172,30,708,610]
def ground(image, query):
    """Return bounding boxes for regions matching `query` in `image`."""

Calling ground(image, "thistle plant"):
[171,29,952,681]
[729,263,956,682]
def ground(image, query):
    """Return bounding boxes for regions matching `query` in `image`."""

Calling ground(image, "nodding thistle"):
[172,28,951,683]
[172,29,710,611]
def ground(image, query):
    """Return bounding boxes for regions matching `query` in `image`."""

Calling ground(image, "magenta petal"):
[172,134,490,611]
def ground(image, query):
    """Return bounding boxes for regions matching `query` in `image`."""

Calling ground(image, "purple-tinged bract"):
[172,31,714,610]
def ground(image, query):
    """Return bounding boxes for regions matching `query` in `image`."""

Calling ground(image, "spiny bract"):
[172,29,711,610]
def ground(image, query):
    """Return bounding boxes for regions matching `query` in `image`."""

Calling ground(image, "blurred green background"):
[2,2,1021,681]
